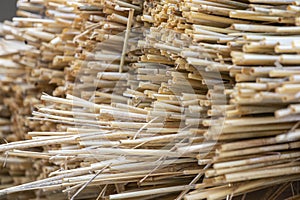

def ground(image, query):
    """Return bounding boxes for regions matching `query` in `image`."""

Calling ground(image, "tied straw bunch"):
[0,0,300,199]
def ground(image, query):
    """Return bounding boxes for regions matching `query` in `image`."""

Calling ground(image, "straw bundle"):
[0,0,52,197]
[0,0,299,199]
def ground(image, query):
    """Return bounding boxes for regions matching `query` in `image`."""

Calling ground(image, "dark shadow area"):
[0,0,17,22]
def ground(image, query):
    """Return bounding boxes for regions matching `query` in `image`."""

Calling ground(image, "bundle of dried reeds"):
[0,0,299,199]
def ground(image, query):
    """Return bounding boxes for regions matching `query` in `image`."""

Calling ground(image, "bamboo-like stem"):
[0,136,78,152]
[109,185,195,199]
[119,9,134,73]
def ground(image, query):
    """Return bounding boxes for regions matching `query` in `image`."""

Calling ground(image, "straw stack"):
[0,38,37,199]
[0,0,299,199]
[0,0,50,197]
[180,1,300,199]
